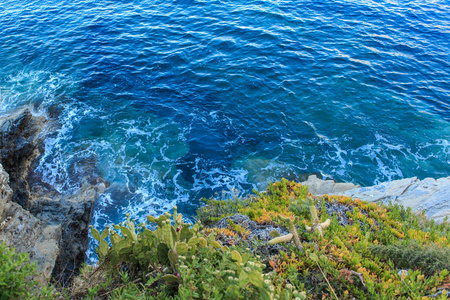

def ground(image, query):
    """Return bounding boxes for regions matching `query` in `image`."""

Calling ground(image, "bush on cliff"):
[0,241,36,299]
[78,179,450,299]
[0,241,57,300]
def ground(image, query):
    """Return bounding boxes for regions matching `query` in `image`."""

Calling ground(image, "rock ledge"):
[302,175,450,223]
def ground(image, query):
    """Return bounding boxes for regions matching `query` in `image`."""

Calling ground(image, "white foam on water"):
[36,103,102,193]
[281,123,449,185]
[0,70,74,114]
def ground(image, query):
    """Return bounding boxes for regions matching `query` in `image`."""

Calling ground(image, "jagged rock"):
[301,175,359,195]
[0,201,61,280]
[0,108,104,285]
[0,162,61,280]
[339,177,418,203]
[28,183,100,284]
[303,176,450,223]
[0,108,47,207]
[0,164,12,216]
[338,177,450,223]
[214,214,290,256]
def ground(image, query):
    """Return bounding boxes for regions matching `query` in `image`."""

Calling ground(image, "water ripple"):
[0,0,449,260]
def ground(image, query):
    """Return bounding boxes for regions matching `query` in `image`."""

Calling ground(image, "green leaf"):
[91,227,101,241]
[210,240,222,248]
[248,270,263,288]
[143,229,154,244]
[156,215,168,226]
[188,237,200,247]
[162,224,176,249]
[133,242,143,256]
[177,213,183,226]
[226,285,239,297]
[309,252,319,262]
[231,250,242,264]
[109,249,119,265]
[175,242,188,255]
[168,249,178,266]
[99,240,109,257]
[110,233,121,246]
[242,252,250,264]
[163,274,179,283]
[157,243,170,265]
[147,215,157,223]
[198,237,207,247]
[259,288,272,300]
[101,228,109,240]
[238,271,249,288]
[180,226,193,241]
[269,230,280,238]
[116,238,132,255]
[120,227,133,240]
[171,226,177,246]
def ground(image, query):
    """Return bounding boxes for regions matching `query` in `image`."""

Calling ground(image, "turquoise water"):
[1,0,449,259]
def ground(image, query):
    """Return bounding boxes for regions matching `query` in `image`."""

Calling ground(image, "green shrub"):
[0,241,37,299]
[77,179,450,299]
[370,242,450,277]
[87,206,300,299]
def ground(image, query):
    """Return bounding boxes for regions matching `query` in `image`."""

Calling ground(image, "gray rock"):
[337,177,450,223]
[301,175,359,195]
[214,214,290,256]
[0,164,12,216]
[0,169,61,280]
[0,108,47,207]
[303,175,450,223]
[0,108,105,284]
[28,183,100,284]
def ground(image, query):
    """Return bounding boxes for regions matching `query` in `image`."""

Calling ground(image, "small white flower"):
[245,267,251,272]
[286,284,293,290]
[264,279,271,285]
[269,286,275,292]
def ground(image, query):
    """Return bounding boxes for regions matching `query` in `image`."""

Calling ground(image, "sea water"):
[0,0,449,260]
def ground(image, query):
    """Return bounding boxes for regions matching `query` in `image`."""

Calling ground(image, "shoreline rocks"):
[302,175,450,223]
[0,108,104,285]
[300,175,360,195]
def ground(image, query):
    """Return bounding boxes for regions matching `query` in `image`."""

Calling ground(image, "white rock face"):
[302,175,450,223]
[301,175,360,195]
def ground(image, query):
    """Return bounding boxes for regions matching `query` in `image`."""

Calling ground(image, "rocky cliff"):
[0,108,104,285]
[302,175,450,223]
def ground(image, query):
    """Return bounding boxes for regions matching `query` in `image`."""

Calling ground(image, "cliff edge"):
[302,175,450,223]
[0,108,104,285]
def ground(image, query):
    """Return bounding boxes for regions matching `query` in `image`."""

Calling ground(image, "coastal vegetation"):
[2,179,450,299]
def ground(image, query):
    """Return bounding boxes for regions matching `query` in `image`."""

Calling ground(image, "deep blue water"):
[1,0,449,259]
